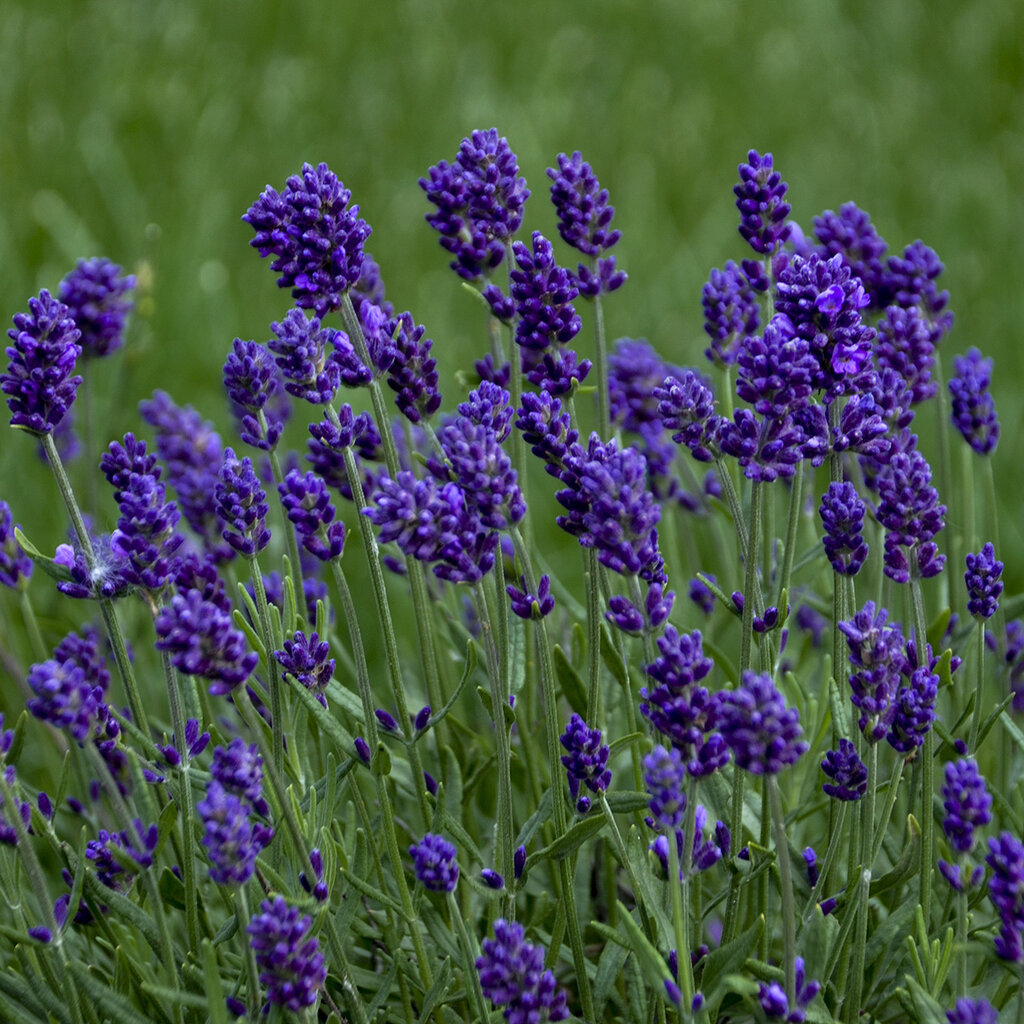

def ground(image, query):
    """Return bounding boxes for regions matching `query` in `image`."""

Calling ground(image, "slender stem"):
[847,741,878,1024]
[775,462,803,611]
[739,480,763,675]
[969,619,986,751]
[592,292,611,441]
[247,554,285,777]
[910,579,934,926]
[18,588,47,662]
[869,756,907,866]
[585,549,603,724]
[263,426,305,603]
[447,890,490,1023]
[768,775,796,1005]
[803,801,846,920]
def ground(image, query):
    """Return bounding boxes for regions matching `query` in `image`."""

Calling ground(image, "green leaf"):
[896,976,949,1024]
[290,670,356,752]
[599,625,628,689]
[612,900,675,1005]
[231,603,266,660]
[870,813,921,897]
[623,824,673,942]
[416,957,452,1024]
[415,642,474,741]
[340,867,405,917]
[201,938,230,1024]
[553,645,588,717]
[593,930,631,1019]
[12,526,74,583]
[67,961,155,1024]
[476,685,516,726]
[0,968,53,1024]
[532,812,606,863]
[701,915,764,1022]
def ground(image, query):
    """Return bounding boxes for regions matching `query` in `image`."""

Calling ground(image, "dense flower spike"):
[546,150,626,296]
[945,999,999,1024]
[409,833,460,892]
[644,745,687,828]
[942,759,992,854]
[886,664,938,754]
[882,240,954,342]
[58,258,135,359]
[559,714,611,812]
[26,628,109,744]
[757,957,820,1023]
[223,338,290,450]
[948,347,1000,455]
[274,630,334,705]
[247,895,327,1011]
[736,314,819,417]
[655,370,719,462]
[268,307,342,405]
[819,481,868,576]
[386,312,442,423]
[244,161,371,316]
[3,290,82,434]
[718,672,807,774]
[702,261,760,365]
[476,920,569,1024]
[197,780,272,885]
[986,832,1024,962]
[420,128,529,281]
[839,601,906,741]
[155,588,258,695]
[812,202,888,306]
[964,543,1003,619]
[734,150,792,255]
[278,468,346,561]
[211,739,269,816]
[507,232,581,356]
[0,501,32,588]
[874,305,936,405]
[215,448,270,557]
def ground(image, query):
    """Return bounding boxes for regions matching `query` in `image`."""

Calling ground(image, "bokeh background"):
[2,0,1023,578]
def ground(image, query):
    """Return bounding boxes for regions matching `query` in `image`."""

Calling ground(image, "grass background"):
[2,0,1023,590]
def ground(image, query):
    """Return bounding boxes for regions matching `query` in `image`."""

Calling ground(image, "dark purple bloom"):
[839,601,907,742]
[508,232,581,356]
[819,481,868,576]
[655,370,719,463]
[774,252,876,396]
[139,391,229,562]
[274,630,334,706]
[247,895,327,1011]
[608,338,678,438]
[736,314,819,419]
[197,779,273,885]
[812,203,888,307]
[476,919,569,1024]
[278,468,346,561]
[223,338,290,451]
[506,573,554,620]
[386,312,442,424]
[942,758,992,854]
[299,848,329,902]
[560,714,611,812]
[87,820,158,890]
[949,347,999,455]
[821,738,867,801]
[409,833,459,893]
[874,305,936,405]
[515,390,578,476]
[57,258,135,359]
[155,588,258,696]
[215,448,270,558]
[734,150,792,256]
[268,308,342,405]
[546,150,625,296]
[0,501,32,588]
[3,289,82,435]
[481,869,505,890]
[718,408,811,482]
[364,470,445,561]
[431,483,498,585]
[986,832,1024,962]
[375,709,400,734]
[757,957,820,1022]
[886,665,938,754]
[965,543,1003,620]
[688,574,716,615]
[946,999,998,1024]
[702,261,760,365]
[875,444,946,583]
[644,745,687,828]
[26,628,109,744]
[414,706,431,732]
[420,128,529,281]
[172,551,231,613]
[718,672,807,775]
[524,347,592,396]
[514,845,527,880]
[881,240,953,343]
[244,161,371,316]
[157,717,209,767]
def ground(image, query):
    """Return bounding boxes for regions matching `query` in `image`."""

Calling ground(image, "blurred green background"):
[2,0,1022,566]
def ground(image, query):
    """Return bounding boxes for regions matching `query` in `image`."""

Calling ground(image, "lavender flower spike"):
[247,894,327,1011]
[560,714,611,813]
[942,758,992,854]
[409,833,460,892]
[278,468,346,561]
[949,348,999,455]
[58,258,135,359]
[821,738,867,801]
[965,542,1003,620]
[819,481,868,576]
[734,150,792,256]
[946,998,999,1024]
[3,290,82,435]
[718,671,807,775]
[197,779,272,885]
[985,832,1024,962]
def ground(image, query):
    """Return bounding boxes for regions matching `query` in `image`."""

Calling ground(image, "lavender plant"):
[0,134,1018,1024]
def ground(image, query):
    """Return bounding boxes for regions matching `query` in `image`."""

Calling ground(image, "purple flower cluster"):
[223,338,290,451]
[655,370,719,463]
[702,260,760,365]
[506,573,554,620]
[644,745,687,828]
[409,833,459,893]
[886,663,938,755]
[546,150,626,296]
[964,543,1003,620]
[819,481,868,576]
[274,630,334,706]
[949,347,999,455]
[718,672,807,775]
[874,304,936,405]
[812,202,888,306]
[0,501,32,588]
[559,714,611,813]
[385,312,441,424]
[946,999,998,1024]
[757,957,820,1022]
[734,150,792,257]
[476,919,569,1024]
[941,757,991,868]
[3,290,82,435]
[57,258,135,359]
[839,602,905,742]
[986,832,1024,962]
[820,738,869,801]
[278,468,346,561]
[155,588,258,695]
[420,128,529,281]
[268,308,343,405]
[244,161,371,316]
[247,894,327,1010]
[196,776,273,886]
[215,448,270,558]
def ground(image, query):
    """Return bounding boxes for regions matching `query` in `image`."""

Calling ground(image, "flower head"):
[819,481,868,576]
[946,998,999,1024]
[734,150,792,256]
[211,739,269,816]
[409,833,460,892]
[964,543,1003,620]
[986,831,1024,962]
[197,779,272,885]
[560,714,611,812]
[820,738,867,801]
[223,338,290,451]
[26,628,109,744]
[702,261,760,365]
[274,630,334,706]
[57,258,135,359]
[949,347,999,456]
[507,232,581,356]
[215,448,270,558]
[3,290,82,434]
[247,895,327,1011]
[942,758,992,855]
[278,468,346,561]
[718,672,807,775]
[0,501,32,588]
[244,161,371,316]
[644,745,687,828]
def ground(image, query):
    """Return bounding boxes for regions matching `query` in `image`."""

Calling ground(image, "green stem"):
[802,801,846,920]
[668,829,695,1013]
[592,292,611,441]
[768,774,796,1006]
[847,741,878,1024]
[869,756,907,866]
[247,554,286,778]
[969,619,986,751]
[18,587,47,662]
[739,480,763,675]
[775,461,803,612]
[235,884,262,1015]
[910,579,934,926]
[263,424,305,603]
[447,890,491,1023]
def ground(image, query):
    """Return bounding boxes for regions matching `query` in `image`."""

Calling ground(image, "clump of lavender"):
[839,601,907,742]
[718,672,807,775]
[819,481,868,576]
[244,161,371,316]
[3,290,82,435]
[274,630,334,706]
[278,468,346,561]
[702,260,760,365]
[949,347,999,455]
[734,150,792,258]
[409,833,460,892]
[247,894,327,1011]
[820,738,867,802]
[644,745,687,828]
[57,257,135,359]
[223,338,290,451]
[559,714,611,813]
[964,543,1003,620]
[812,202,889,306]
[476,919,569,1024]
[26,628,109,744]
[196,779,273,886]
[939,758,991,890]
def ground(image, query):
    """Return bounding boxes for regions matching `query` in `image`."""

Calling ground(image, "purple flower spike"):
[560,714,611,812]
[3,289,82,435]
[942,758,992,854]
[0,501,32,588]
[197,779,272,886]
[58,258,135,359]
[875,305,936,405]
[965,543,1003,620]
[278,468,346,561]
[839,601,906,742]
[481,868,505,890]
[702,261,760,366]
[819,481,868,576]
[476,919,569,1024]
[986,832,1024,962]
[821,738,867,801]
[420,128,529,281]
[247,895,327,1011]
[223,339,290,451]
[274,630,334,705]
[757,957,820,1022]
[734,150,792,256]
[155,589,258,696]
[946,998,999,1024]
[509,231,581,355]
[409,833,459,893]
[718,672,807,775]
[949,347,999,455]
[813,202,889,306]
[506,573,554,620]
[268,308,343,405]
[886,665,938,754]
[386,312,442,424]
[27,629,109,744]
[216,448,270,558]
[244,161,371,316]
[644,745,687,828]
